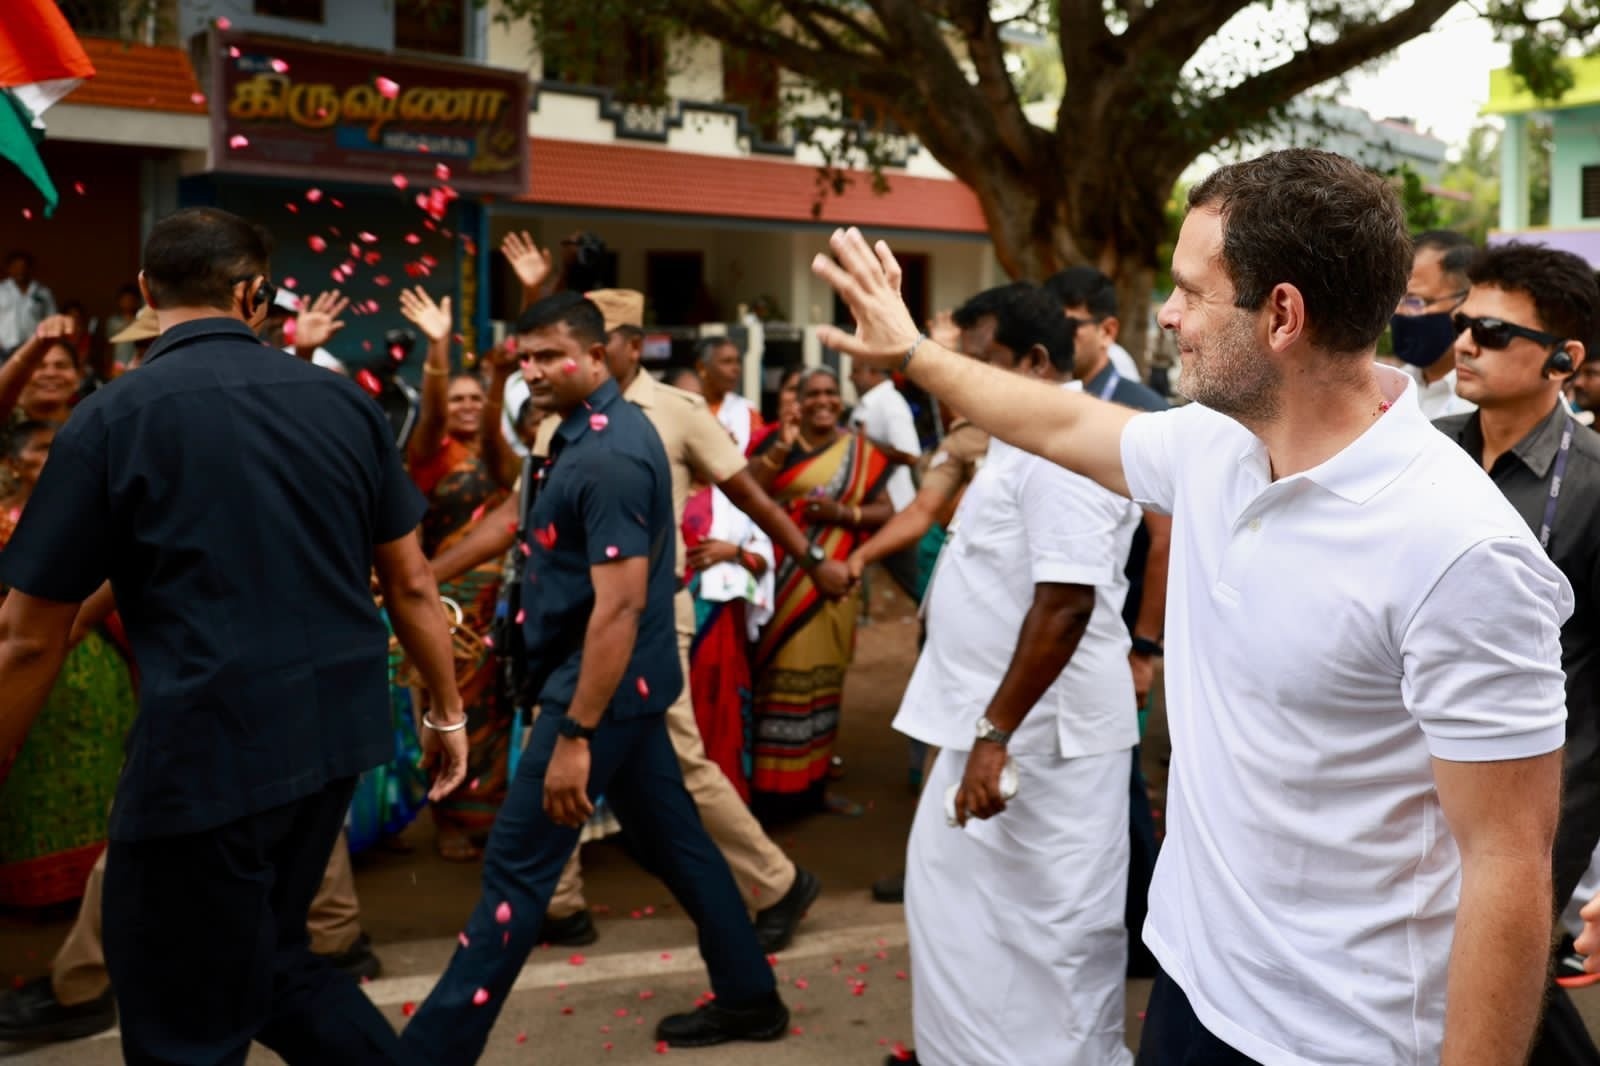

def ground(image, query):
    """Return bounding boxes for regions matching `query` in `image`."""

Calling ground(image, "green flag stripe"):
[0,89,59,216]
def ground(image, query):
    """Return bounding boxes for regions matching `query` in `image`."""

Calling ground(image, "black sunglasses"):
[1452,312,1565,351]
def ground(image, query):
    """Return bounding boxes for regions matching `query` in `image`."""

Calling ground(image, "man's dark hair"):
[1187,149,1410,354]
[613,324,644,342]
[7,419,51,460]
[514,290,605,347]
[1042,266,1118,320]
[5,250,34,268]
[695,336,737,365]
[1467,241,1599,350]
[953,282,1075,374]
[141,207,271,312]
[1414,230,1476,286]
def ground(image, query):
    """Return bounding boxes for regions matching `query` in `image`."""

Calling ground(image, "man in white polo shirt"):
[812,149,1572,1066]
[897,281,1141,1066]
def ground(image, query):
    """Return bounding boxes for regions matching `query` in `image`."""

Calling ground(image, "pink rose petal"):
[376,76,401,99]
[228,134,249,149]
[227,46,240,58]
[392,173,409,190]
[305,187,323,203]
[458,932,470,947]
[401,1001,416,1016]
[281,277,297,290]
[495,901,512,924]
[589,413,609,431]
[215,16,231,29]
[636,677,650,698]
[356,370,382,396]
[435,163,452,180]
[605,546,619,559]
[569,953,586,966]
[307,235,327,253]
[270,58,289,73]
[472,987,490,1006]
[191,91,207,105]
[517,1032,528,1044]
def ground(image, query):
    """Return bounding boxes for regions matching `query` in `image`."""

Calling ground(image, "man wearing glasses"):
[1392,230,1476,418]
[1434,241,1600,1066]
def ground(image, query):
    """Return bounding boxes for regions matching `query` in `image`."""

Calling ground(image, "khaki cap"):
[587,289,644,332]
[109,305,160,344]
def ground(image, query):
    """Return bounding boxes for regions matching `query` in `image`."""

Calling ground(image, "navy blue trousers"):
[103,777,412,1066]
[1136,970,1261,1066]
[402,710,775,1065]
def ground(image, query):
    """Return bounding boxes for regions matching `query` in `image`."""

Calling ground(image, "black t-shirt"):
[0,318,425,841]
[519,376,681,719]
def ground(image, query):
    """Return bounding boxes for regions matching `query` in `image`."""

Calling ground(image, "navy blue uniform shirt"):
[519,376,680,719]
[0,318,426,841]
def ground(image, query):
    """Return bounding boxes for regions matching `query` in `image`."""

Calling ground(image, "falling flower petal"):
[515,608,526,624]
[660,952,672,960]
[517,1032,528,1044]
[376,76,401,99]
[216,16,231,29]
[331,198,344,208]
[655,1041,669,1054]
[401,1001,417,1016]
[495,901,512,924]
[603,1043,614,1051]
[308,235,327,253]
[305,188,323,203]
[374,275,392,287]
[895,969,908,980]
[636,677,650,698]
[270,58,289,73]
[72,181,85,195]
[190,91,207,105]
[614,1008,630,1018]
[605,546,620,559]
[228,46,240,58]
[793,977,809,990]
[561,1005,575,1015]
[228,134,249,149]
[405,233,422,245]
[472,988,490,1006]
[435,162,452,180]
[283,318,298,342]
[392,173,409,190]
[589,413,609,431]
[356,370,382,396]
[282,277,297,290]
[639,990,655,1000]
[891,1042,912,1061]
[569,954,586,966]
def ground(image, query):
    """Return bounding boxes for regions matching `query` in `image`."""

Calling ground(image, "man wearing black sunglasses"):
[1434,241,1600,1066]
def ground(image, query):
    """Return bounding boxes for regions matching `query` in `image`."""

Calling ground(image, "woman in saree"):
[747,367,893,819]
[400,287,519,861]
[0,419,139,907]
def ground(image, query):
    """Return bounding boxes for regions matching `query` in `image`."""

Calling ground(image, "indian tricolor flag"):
[0,0,94,216]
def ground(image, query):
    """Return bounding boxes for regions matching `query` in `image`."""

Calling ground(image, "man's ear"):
[137,271,154,310]
[1023,343,1052,377]
[1100,315,1121,344]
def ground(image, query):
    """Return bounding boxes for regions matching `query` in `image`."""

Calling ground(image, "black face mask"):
[1389,311,1457,369]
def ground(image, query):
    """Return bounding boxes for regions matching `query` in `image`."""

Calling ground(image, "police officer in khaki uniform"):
[434,290,850,953]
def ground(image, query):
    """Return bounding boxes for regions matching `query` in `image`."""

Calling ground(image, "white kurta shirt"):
[850,377,920,511]
[896,382,1141,758]
[0,278,56,352]
[1403,362,1476,419]
[1120,365,1570,1066]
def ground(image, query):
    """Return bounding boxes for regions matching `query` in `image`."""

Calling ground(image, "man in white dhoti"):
[896,282,1140,1066]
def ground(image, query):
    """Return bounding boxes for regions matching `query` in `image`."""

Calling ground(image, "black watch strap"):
[799,543,826,570]
[558,717,597,741]
[1131,636,1164,658]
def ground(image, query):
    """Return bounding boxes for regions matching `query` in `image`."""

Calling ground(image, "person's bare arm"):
[1434,751,1562,1066]
[374,531,467,800]
[847,482,949,581]
[1128,510,1171,706]
[68,581,116,647]
[718,467,850,597]
[543,556,647,828]
[0,591,78,759]
[814,228,1135,496]
[955,583,1095,825]
[430,492,519,586]
[0,316,74,416]
[400,287,452,466]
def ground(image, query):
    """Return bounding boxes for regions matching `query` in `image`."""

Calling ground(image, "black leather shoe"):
[754,867,821,953]
[541,908,599,946]
[0,976,116,1043]
[319,932,382,982]
[655,994,789,1047]
[871,871,905,904]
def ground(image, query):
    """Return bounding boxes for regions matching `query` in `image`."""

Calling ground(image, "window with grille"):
[1582,165,1600,220]
[254,0,324,20]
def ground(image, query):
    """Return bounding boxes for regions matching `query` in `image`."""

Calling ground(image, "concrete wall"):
[1549,108,1600,228]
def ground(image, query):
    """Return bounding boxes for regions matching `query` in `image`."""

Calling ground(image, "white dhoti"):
[906,746,1134,1066]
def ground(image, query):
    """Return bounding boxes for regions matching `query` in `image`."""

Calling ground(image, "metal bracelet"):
[422,712,468,733]
[902,332,928,373]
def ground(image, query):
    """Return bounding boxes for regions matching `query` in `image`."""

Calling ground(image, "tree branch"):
[1176,0,1460,162]
[945,0,1040,163]
[1057,0,1113,88]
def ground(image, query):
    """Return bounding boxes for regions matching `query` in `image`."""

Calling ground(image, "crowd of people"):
[2,145,1600,1065]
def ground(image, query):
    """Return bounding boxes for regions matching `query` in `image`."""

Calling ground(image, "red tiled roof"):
[524,138,988,234]
[64,37,206,115]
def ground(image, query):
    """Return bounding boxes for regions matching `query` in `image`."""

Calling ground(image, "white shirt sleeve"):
[882,391,922,457]
[502,372,530,458]
[1015,455,1124,588]
[1119,409,1181,515]
[1401,536,1571,762]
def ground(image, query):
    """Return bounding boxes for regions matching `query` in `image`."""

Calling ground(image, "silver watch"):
[974,715,1012,745]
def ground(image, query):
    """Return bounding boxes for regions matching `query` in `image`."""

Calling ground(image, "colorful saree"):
[749,431,890,817]
[411,437,511,839]
[0,509,138,907]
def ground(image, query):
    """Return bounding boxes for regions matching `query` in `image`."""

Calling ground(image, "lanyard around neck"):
[1538,417,1575,551]
[1096,369,1121,402]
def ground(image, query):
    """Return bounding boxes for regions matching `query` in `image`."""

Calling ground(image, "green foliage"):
[1387,163,1442,233]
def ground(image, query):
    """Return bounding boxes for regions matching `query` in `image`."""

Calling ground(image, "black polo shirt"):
[1084,361,1169,633]
[0,318,425,842]
[520,376,680,719]
[1434,402,1600,896]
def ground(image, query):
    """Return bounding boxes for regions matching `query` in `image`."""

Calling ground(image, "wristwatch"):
[1131,636,1164,658]
[798,543,827,571]
[557,717,597,742]
[974,715,1012,746]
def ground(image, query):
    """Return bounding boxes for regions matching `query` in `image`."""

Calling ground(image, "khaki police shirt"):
[534,370,747,575]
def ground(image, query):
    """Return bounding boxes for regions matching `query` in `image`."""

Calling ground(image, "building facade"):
[1487,57,1600,264]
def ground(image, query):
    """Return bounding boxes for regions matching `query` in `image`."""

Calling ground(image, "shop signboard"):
[211,30,528,196]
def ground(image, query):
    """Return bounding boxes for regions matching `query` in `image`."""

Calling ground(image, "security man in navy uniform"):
[403,292,789,1063]
[0,207,466,1065]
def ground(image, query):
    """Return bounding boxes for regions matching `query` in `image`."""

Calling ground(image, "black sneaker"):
[319,932,382,982]
[871,872,904,904]
[541,908,599,947]
[754,868,821,953]
[0,977,116,1043]
[655,993,789,1047]
[1556,934,1600,989]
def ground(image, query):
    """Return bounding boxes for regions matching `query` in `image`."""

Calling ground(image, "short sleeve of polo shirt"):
[0,433,112,603]
[1119,409,1182,514]
[1014,453,1122,589]
[372,419,428,544]
[683,403,747,485]
[572,452,658,566]
[1401,536,1571,761]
